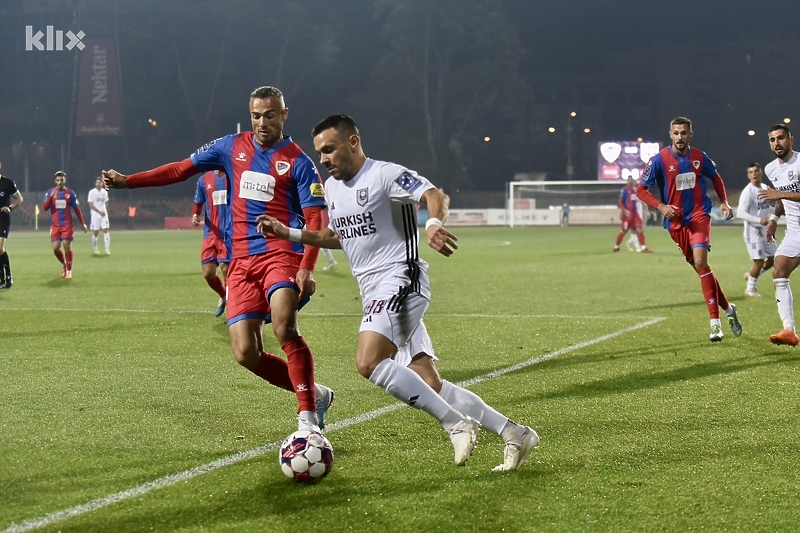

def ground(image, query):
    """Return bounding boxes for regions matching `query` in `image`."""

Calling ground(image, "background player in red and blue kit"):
[192,170,232,317]
[613,176,652,253]
[43,171,87,280]
[637,116,741,342]
[102,86,334,431]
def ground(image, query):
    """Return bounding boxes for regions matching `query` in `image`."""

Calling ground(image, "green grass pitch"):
[2,225,799,532]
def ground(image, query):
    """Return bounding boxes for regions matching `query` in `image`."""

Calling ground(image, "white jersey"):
[324,158,435,301]
[736,182,773,231]
[87,187,109,216]
[765,151,800,234]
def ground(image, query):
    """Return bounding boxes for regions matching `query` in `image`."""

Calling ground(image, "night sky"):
[1,0,798,193]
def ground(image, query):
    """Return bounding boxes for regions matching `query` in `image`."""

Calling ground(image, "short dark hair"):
[747,162,762,170]
[54,170,66,177]
[311,114,359,138]
[768,123,792,138]
[670,116,692,130]
[250,86,285,106]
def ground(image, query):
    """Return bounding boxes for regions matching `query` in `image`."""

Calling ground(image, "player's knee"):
[355,355,378,379]
[271,321,299,345]
[231,345,258,369]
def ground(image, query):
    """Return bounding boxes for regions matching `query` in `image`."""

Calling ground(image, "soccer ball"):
[279,429,334,483]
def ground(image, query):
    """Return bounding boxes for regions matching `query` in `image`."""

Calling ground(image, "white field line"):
[1,317,665,533]
[3,307,650,320]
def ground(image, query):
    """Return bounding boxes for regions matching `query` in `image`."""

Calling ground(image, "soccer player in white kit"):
[257,114,539,470]
[760,124,800,346]
[736,163,775,297]
[87,177,111,255]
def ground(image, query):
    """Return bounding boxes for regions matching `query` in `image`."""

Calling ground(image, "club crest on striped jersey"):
[276,161,291,176]
[692,160,700,170]
[395,171,422,193]
[357,188,368,206]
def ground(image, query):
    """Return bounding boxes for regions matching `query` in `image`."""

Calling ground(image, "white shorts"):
[90,214,110,231]
[744,225,776,261]
[359,287,437,366]
[776,230,800,258]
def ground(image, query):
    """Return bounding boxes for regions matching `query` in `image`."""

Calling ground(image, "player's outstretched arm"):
[420,187,458,257]
[255,215,340,249]
[102,170,128,190]
[759,187,800,203]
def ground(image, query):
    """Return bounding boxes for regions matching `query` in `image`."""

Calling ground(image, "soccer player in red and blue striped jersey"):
[42,171,87,279]
[192,170,232,317]
[613,177,651,253]
[637,117,741,342]
[102,87,334,431]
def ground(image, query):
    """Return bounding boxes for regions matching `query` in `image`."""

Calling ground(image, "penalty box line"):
[1,317,665,533]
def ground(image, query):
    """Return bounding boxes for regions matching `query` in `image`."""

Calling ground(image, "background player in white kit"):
[257,114,539,470]
[736,163,775,297]
[759,124,800,346]
[87,177,111,255]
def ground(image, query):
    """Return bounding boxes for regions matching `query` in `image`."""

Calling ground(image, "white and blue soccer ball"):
[279,429,334,483]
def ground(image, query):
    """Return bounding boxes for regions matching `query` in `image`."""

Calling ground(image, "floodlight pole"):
[566,112,575,180]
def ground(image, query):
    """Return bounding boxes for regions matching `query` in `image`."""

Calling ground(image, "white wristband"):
[425,218,443,230]
[288,228,303,242]
[769,214,781,223]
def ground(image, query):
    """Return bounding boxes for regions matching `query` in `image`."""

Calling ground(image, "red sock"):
[697,267,720,319]
[54,249,65,265]
[65,250,73,270]
[637,233,646,246]
[615,232,625,246]
[249,352,294,392]
[714,275,729,310]
[282,337,316,413]
[207,275,226,298]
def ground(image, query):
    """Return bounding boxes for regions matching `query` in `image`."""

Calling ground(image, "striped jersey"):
[641,146,722,229]
[194,170,232,242]
[324,158,435,300]
[190,133,326,259]
[43,187,83,229]
[618,185,641,216]
[764,151,800,234]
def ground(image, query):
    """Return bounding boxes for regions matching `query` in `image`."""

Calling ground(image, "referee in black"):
[0,160,24,289]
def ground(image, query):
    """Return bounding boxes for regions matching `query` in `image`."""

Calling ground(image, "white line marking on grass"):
[5,307,654,320]
[1,317,665,533]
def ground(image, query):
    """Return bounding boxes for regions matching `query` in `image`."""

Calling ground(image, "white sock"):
[500,420,527,445]
[104,233,110,251]
[92,236,98,249]
[369,358,462,428]
[439,380,508,436]
[298,410,319,427]
[747,272,758,292]
[774,278,795,331]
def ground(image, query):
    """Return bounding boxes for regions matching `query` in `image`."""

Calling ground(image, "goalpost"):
[506,180,626,227]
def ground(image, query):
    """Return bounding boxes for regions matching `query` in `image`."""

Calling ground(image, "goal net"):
[506,180,626,227]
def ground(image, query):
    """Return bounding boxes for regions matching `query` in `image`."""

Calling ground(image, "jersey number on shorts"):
[365,299,386,316]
